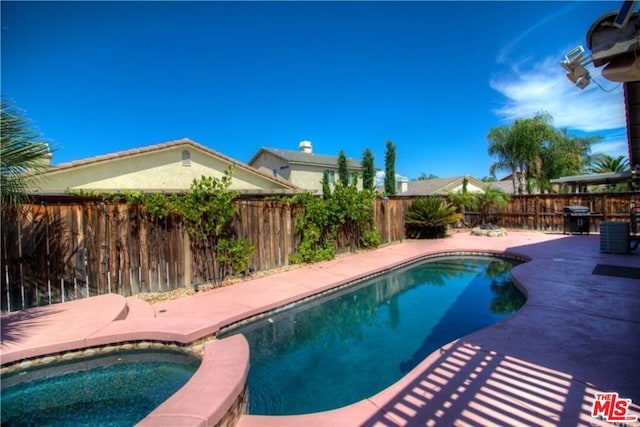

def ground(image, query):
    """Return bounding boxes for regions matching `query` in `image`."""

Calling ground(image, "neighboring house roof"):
[32,138,303,195]
[486,180,516,194]
[403,176,487,196]
[249,147,363,170]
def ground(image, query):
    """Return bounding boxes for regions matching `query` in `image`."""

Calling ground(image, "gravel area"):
[131,233,538,306]
[132,263,306,305]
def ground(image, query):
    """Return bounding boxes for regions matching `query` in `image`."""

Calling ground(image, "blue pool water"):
[220,256,525,415]
[1,349,201,426]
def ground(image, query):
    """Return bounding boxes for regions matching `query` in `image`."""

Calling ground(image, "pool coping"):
[2,231,639,426]
[217,250,530,336]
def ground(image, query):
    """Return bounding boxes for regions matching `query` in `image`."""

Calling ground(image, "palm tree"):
[1,100,52,205]
[534,129,599,192]
[588,154,630,174]
[487,126,518,193]
[487,112,555,195]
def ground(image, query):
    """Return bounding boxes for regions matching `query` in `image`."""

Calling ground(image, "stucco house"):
[30,138,302,195]
[402,175,487,196]
[248,141,363,193]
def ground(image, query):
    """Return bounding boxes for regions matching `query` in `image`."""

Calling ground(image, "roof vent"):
[299,140,312,154]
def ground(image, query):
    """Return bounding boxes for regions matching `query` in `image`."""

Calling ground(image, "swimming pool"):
[220,255,525,415]
[1,349,201,426]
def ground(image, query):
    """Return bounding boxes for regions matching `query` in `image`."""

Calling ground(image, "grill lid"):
[563,205,590,215]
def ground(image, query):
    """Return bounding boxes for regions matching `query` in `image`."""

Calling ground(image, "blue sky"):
[1,1,631,180]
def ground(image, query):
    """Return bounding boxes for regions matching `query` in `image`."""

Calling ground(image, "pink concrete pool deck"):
[2,231,639,426]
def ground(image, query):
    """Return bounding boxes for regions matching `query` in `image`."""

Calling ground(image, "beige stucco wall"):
[250,151,363,193]
[289,165,327,194]
[249,151,362,193]
[250,152,291,181]
[291,165,363,194]
[32,146,292,193]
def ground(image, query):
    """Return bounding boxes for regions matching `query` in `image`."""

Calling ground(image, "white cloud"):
[593,140,628,156]
[592,130,630,158]
[496,3,580,64]
[490,57,626,132]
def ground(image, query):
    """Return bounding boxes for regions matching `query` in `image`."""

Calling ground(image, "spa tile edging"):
[0,338,209,377]
[0,316,221,366]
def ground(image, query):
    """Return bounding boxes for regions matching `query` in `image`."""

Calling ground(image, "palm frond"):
[1,100,52,205]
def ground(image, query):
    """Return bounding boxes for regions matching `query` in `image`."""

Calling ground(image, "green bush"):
[476,187,510,225]
[115,167,255,285]
[405,197,460,239]
[360,228,381,248]
[290,183,380,264]
[447,187,510,227]
[290,192,335,264]
[447,191,479,211]
[217,238,255,277]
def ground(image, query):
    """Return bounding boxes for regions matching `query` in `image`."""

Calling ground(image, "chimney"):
[299,140,312,154]
[36,143,53,166]
[42,152,53,166]
[397,176,408,193]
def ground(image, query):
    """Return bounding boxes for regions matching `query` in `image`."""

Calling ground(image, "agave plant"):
[405,196,460,239]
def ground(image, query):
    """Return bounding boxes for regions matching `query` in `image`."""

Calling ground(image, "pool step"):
[124,297,156,319]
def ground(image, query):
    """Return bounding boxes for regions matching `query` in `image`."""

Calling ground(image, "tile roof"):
[486,180,516,194]
[403,176,466,196]
[402,176,491,196]
[255,147,363,169]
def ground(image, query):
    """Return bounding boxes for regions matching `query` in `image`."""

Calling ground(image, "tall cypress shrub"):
[384,140,396,195]
[338,150,349,186]
[362,148,375,191]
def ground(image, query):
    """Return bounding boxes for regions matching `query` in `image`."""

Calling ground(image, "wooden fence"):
[1,192,637,311]
[1,200,187,312]
[482,192,638,232]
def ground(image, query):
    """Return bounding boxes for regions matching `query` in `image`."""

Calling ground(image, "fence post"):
[183,230,191,288]
[535,196,540,231]
[386,198,391,244]
[602,194,608,222]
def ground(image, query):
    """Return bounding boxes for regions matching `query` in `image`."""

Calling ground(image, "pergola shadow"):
[362,234,640,426]
[362,339,635,427]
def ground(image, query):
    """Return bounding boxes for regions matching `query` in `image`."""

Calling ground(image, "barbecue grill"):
[563,205,590,234]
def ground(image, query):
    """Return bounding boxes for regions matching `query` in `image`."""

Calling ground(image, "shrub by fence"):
[1,192,637,311]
